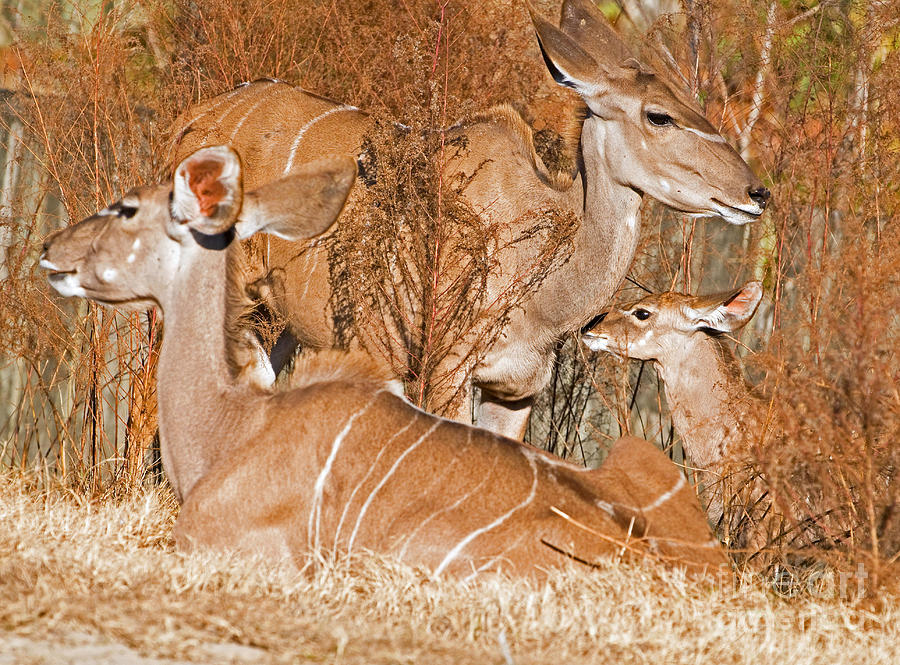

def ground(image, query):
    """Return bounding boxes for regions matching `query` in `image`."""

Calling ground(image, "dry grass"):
[2,470,899,664]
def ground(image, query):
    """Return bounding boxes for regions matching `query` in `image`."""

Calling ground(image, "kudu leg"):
[476,393,534,441]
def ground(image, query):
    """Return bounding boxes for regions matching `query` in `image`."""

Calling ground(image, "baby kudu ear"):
[171,146,243,235]
[235,157,357,241]
[685,281,764,334]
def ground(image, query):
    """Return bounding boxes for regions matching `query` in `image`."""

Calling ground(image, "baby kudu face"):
[582,282,764,361]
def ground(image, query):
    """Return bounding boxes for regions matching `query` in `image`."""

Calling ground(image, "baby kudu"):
[582,283,849,555]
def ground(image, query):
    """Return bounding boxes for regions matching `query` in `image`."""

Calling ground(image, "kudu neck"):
[655,333,754,469]
[155,235,253,502]
[570,118,644,325]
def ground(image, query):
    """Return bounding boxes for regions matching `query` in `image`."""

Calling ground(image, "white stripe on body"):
[640,473,686,512]
[283,106,358,175]
[346,420,442,553]
[395,430,480,560]
[229,85,294,141]
[296,249,317,303]
[433,455,540,577]
[460,532,528,584]
[521,445,593,472]
[199,80,280,145]
[333,417,417,544]
[308,394,381,549]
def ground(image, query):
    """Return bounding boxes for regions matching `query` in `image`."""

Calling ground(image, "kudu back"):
[170,0,770,440]
[41,146,727,579]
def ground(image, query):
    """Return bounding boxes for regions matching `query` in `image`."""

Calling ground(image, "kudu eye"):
[118,205,138,219]
[632,308,652,321]
[646,111,673,127]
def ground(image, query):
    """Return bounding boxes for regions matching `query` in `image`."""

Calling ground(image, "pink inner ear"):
[187,158,226,217]
[725,287,756,315]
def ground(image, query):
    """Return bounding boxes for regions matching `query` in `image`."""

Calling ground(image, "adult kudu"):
[40,146,727,579]
[171,0,770,439]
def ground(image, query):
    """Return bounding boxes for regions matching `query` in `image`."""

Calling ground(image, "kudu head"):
[41,146,357,309]
[581,281,763,361]
[528,0,770,223]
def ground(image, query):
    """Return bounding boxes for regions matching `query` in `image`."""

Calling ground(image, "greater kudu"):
[40,146,727,579]
[170,0,770,439]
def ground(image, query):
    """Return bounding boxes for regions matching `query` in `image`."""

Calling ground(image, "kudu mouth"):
[710,198,765,225]
[710,185,770,225]
[39,253,74,279]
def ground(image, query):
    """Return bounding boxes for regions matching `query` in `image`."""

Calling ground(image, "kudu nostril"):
[748,186,771,209]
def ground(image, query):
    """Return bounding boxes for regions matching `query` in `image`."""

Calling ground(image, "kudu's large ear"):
[172,146,243,235]
[235,157,357,241]
[683,281,763,334]
[558,0,634,69]
[527,1,602,96]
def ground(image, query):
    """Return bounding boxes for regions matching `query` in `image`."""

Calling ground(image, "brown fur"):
[583,284,851,559]
[464,104,576,191]
[287,349,398,393]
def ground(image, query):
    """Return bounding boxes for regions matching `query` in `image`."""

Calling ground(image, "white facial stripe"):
[132,238,141,250]
[634,328,654,347]
[48,274,87,298]
[126,254,136,263]
[581,333,609,352]
[682,126,727,143]
[658,178,671,193]
[433,456,539,577]
[284,106,358,175]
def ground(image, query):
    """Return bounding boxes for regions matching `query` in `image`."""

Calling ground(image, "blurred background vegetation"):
[0,0,897,573]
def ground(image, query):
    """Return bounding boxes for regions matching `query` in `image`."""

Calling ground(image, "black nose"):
[581,311,607,333]
[748,186,771,209]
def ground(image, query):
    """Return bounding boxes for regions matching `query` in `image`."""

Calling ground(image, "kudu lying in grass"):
[40,146,727,579]
[170,0,770,440]
[582,283,851,559]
